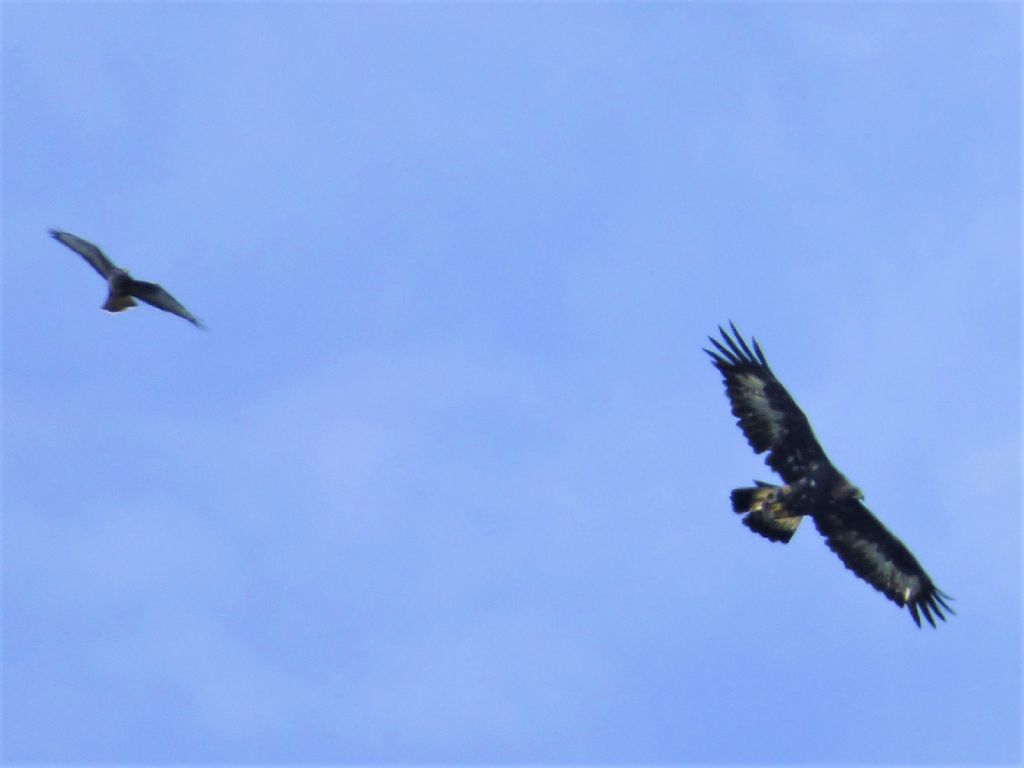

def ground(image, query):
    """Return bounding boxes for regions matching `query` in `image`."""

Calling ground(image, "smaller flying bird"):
[49,229,204,328]
[706,322,953,627]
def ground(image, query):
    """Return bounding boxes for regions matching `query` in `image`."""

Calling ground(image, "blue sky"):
[2,2,1020,763]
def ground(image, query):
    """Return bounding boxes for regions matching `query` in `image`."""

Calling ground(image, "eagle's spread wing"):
[49,229,117,279]
[126,279,204,328]
[813,499,954,627]
[705,323,827,484]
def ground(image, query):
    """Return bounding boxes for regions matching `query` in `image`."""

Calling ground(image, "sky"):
[1,2,1020,764]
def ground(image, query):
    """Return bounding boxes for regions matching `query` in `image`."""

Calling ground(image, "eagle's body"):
[49,229,204,328]
[706,323,952,627]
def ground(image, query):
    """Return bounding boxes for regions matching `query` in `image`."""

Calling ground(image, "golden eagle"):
[706,323,952,627]
[49,229,204,328]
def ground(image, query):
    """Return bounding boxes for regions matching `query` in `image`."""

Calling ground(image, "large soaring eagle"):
[49,229,204,328]
[706,323,952,627]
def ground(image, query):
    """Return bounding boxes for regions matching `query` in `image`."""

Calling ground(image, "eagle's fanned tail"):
[730,481,803,544]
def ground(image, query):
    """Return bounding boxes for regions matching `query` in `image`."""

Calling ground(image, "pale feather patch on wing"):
[733,372,788,442]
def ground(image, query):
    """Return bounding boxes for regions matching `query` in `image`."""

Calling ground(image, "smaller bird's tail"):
[103,292,137,313]
[730,481,803,544]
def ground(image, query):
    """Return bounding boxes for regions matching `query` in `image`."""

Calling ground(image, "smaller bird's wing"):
[49,229,117,278]
[126,279,204,328]
[813,499,954,627]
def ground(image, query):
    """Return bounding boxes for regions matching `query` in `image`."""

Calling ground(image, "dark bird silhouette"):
[49,229,204,328]
[706,322,952,627]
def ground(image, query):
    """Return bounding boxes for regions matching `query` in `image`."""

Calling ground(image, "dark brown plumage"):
[50,229,204,328]
[706,322,952,627]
